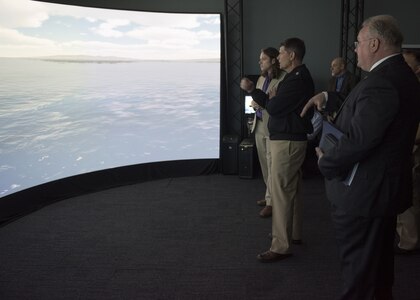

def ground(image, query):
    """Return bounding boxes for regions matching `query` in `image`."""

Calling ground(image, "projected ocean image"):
[0,58,219,196]
[0,0,221,197]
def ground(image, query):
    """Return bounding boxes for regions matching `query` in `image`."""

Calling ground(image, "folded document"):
[319,121,359,186]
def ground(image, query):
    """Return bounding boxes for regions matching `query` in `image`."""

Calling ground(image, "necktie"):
[256,77,272,119]
[262,77,271,93]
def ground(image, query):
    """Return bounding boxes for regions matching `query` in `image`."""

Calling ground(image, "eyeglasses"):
[354,38,375,48]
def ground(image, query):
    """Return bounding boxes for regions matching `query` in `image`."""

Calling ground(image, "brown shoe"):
[257,250,292,262]
[256,199,266,206]
[259,205,272,218]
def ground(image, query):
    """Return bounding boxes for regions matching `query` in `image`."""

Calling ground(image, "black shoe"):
[257,250,292,262]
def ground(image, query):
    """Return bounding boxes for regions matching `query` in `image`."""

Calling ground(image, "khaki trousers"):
[254,113,272,205]
[396,148,420,250]
[269,140,307,254]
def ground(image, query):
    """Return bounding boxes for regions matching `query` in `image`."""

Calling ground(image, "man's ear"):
[289,51,296,61]
[370,38,380,53]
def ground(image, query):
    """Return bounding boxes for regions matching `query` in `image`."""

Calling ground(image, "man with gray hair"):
[301,15,420,299]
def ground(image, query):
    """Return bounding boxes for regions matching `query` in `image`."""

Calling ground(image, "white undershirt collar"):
[370,53,400,71]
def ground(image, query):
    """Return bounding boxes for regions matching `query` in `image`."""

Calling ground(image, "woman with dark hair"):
[248,47,286,218]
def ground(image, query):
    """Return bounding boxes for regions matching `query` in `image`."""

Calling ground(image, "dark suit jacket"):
[327,70,357,97]
[251,64,314,141]
[320,54,420,217]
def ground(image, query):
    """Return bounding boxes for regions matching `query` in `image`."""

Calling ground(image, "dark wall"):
[364,0,420,45]
[242,0,419,91]
[242,0,342,92]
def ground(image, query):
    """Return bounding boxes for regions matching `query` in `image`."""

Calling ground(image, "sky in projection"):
[0,0,221,60]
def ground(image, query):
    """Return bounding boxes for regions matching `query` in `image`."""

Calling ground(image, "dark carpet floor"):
[0,174,419,300]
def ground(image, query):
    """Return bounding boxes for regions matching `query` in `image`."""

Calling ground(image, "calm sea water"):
[0,58,220,197]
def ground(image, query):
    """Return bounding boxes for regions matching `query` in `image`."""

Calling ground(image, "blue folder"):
[319,120,358,186]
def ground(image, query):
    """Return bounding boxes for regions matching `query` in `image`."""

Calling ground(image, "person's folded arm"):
[267,76,310,117]
[250,88,269,108]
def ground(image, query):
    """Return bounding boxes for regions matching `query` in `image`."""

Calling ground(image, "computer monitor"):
[244,95,255,114]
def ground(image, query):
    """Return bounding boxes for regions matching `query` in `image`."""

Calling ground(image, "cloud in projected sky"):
[0,0,220,60]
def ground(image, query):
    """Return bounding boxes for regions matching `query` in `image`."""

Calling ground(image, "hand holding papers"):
[319,121,359,186]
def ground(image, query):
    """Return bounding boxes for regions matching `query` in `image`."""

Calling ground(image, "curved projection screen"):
[0,0,221,197]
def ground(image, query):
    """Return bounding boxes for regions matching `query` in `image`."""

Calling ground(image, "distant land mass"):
[21,55,220,64]
[31,55,139,64]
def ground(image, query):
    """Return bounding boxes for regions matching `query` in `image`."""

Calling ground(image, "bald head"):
[330,57,346,77]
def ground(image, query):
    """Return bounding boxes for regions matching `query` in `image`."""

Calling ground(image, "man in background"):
[326,57,357,121]
[395,49,420,254]
[328,57,357,98]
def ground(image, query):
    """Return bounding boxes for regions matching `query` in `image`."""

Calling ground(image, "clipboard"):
[319,121,359,186]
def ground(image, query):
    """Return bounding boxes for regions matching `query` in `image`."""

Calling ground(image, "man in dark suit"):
[301,15,420,299]
[241,38,314,262]
[324,57,358,123]
[328,57,357,98]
